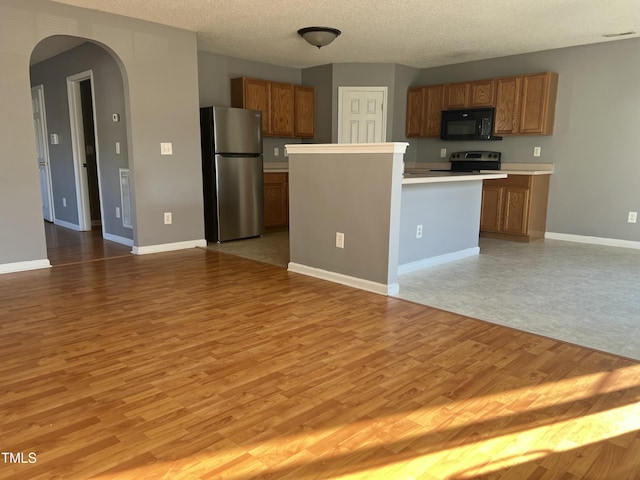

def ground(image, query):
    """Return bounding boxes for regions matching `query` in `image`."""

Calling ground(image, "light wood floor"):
[44,221,132,266]
[1,242,639,479]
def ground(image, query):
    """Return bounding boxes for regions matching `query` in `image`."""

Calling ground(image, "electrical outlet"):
[336,232,344,249]
[416,224,423,238]
[274,147,279,156]
[115,207,121,218]
[160,142,172,155]
[533,146,541,157]
[440,148,447,158]
[164,212,172,224]
[628,211,637,224]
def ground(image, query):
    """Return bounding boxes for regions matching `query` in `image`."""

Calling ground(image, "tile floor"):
[207,231,640,361]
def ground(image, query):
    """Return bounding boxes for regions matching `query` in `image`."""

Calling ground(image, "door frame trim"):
[31,84,55,222]
[337,86,388,143]
[66,69,104,232]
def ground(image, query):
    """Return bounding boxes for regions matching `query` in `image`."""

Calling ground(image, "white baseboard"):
[132,239,207,255]
[398,247,480,275]
[0,259,51,274]
[103,232,134,247]
[545,232,640,250]
[54,219,80,231]
[287,262,399,296]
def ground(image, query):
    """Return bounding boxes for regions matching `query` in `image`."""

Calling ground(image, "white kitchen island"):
[285,143,505,295]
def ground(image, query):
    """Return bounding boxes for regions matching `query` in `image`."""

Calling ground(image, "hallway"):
[44,222,131,266]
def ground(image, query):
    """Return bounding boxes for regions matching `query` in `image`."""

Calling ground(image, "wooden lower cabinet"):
[480,174,550,241]
[263,172,288,228]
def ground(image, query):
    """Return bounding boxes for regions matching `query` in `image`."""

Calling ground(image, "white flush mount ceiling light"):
[297,27,341,48]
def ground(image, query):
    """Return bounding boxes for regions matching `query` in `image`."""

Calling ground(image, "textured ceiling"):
[47,0,639,68]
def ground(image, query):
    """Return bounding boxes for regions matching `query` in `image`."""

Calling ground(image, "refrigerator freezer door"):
[215,154,264,242]
[213,107,262,154]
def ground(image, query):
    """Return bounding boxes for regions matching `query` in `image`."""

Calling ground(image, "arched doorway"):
[29,35,134,264]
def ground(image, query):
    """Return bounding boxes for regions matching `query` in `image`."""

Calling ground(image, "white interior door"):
[338,87,387,143]
[31,85,54,222]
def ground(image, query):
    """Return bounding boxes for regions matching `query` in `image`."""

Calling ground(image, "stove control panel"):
[449,151,501,161]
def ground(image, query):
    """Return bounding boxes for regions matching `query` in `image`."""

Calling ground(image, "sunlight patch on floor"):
[89,364,640,479]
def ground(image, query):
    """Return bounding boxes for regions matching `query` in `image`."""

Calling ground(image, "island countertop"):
[402,171,507,184]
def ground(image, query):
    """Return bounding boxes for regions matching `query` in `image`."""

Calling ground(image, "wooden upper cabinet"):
[231,77,271,135]
[294,85,315,138]
[494,76,522,135]
[443,79,494,109]
[406,84,444,138]
[270,82,294,137]
[519,72,558,135]
[421,84,444,137]
[443,82,470,109]
[494,72,558,136]
[469,79,495,107]
[231,77,315,138]
[406,87,423,137]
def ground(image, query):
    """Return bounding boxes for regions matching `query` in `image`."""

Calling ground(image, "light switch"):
[50,133,59,145]
[161,142,173,155]
[116,142,120,154]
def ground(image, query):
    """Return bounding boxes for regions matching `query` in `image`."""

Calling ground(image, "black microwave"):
[440,107,502,141]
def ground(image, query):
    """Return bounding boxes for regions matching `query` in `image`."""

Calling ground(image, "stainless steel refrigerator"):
[200,106,264,243]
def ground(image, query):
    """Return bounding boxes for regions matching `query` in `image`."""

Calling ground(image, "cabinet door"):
[263,173,288,227]
[519,72,555,134]
[406,87,423,137]
[421,84,444,137]
[494,76,521,135]
[502,187,530,235]
[294,85,315,138]
[240,78,271,135]
[469,79,495,107]
[443,82,470,109]
[480,185,503,232]
[270,82,295,137]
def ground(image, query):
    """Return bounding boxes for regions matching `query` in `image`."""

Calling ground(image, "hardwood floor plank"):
[1,246,639,479]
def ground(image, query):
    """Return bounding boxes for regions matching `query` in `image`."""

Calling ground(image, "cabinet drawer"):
[484,174,531,188]
[264,172,288,184]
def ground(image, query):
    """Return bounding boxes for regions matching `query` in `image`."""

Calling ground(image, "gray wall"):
[301,64,333,143]
[413,37,640,242]
[30,41,132,240]
[399,181,483,264]
[197,50,303,163]
[288,150,404,289]
[0,0,203,265]
[298,63,420,162]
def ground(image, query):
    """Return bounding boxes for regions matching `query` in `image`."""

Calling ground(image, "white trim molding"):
[397,247,480,275]
[54,219,80,231]
[285,142,409,155]
[288,262,399,296]
[103,233,134,247]
[132,239,207,255]
[545,232,640,250]
[0,259,51,274]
